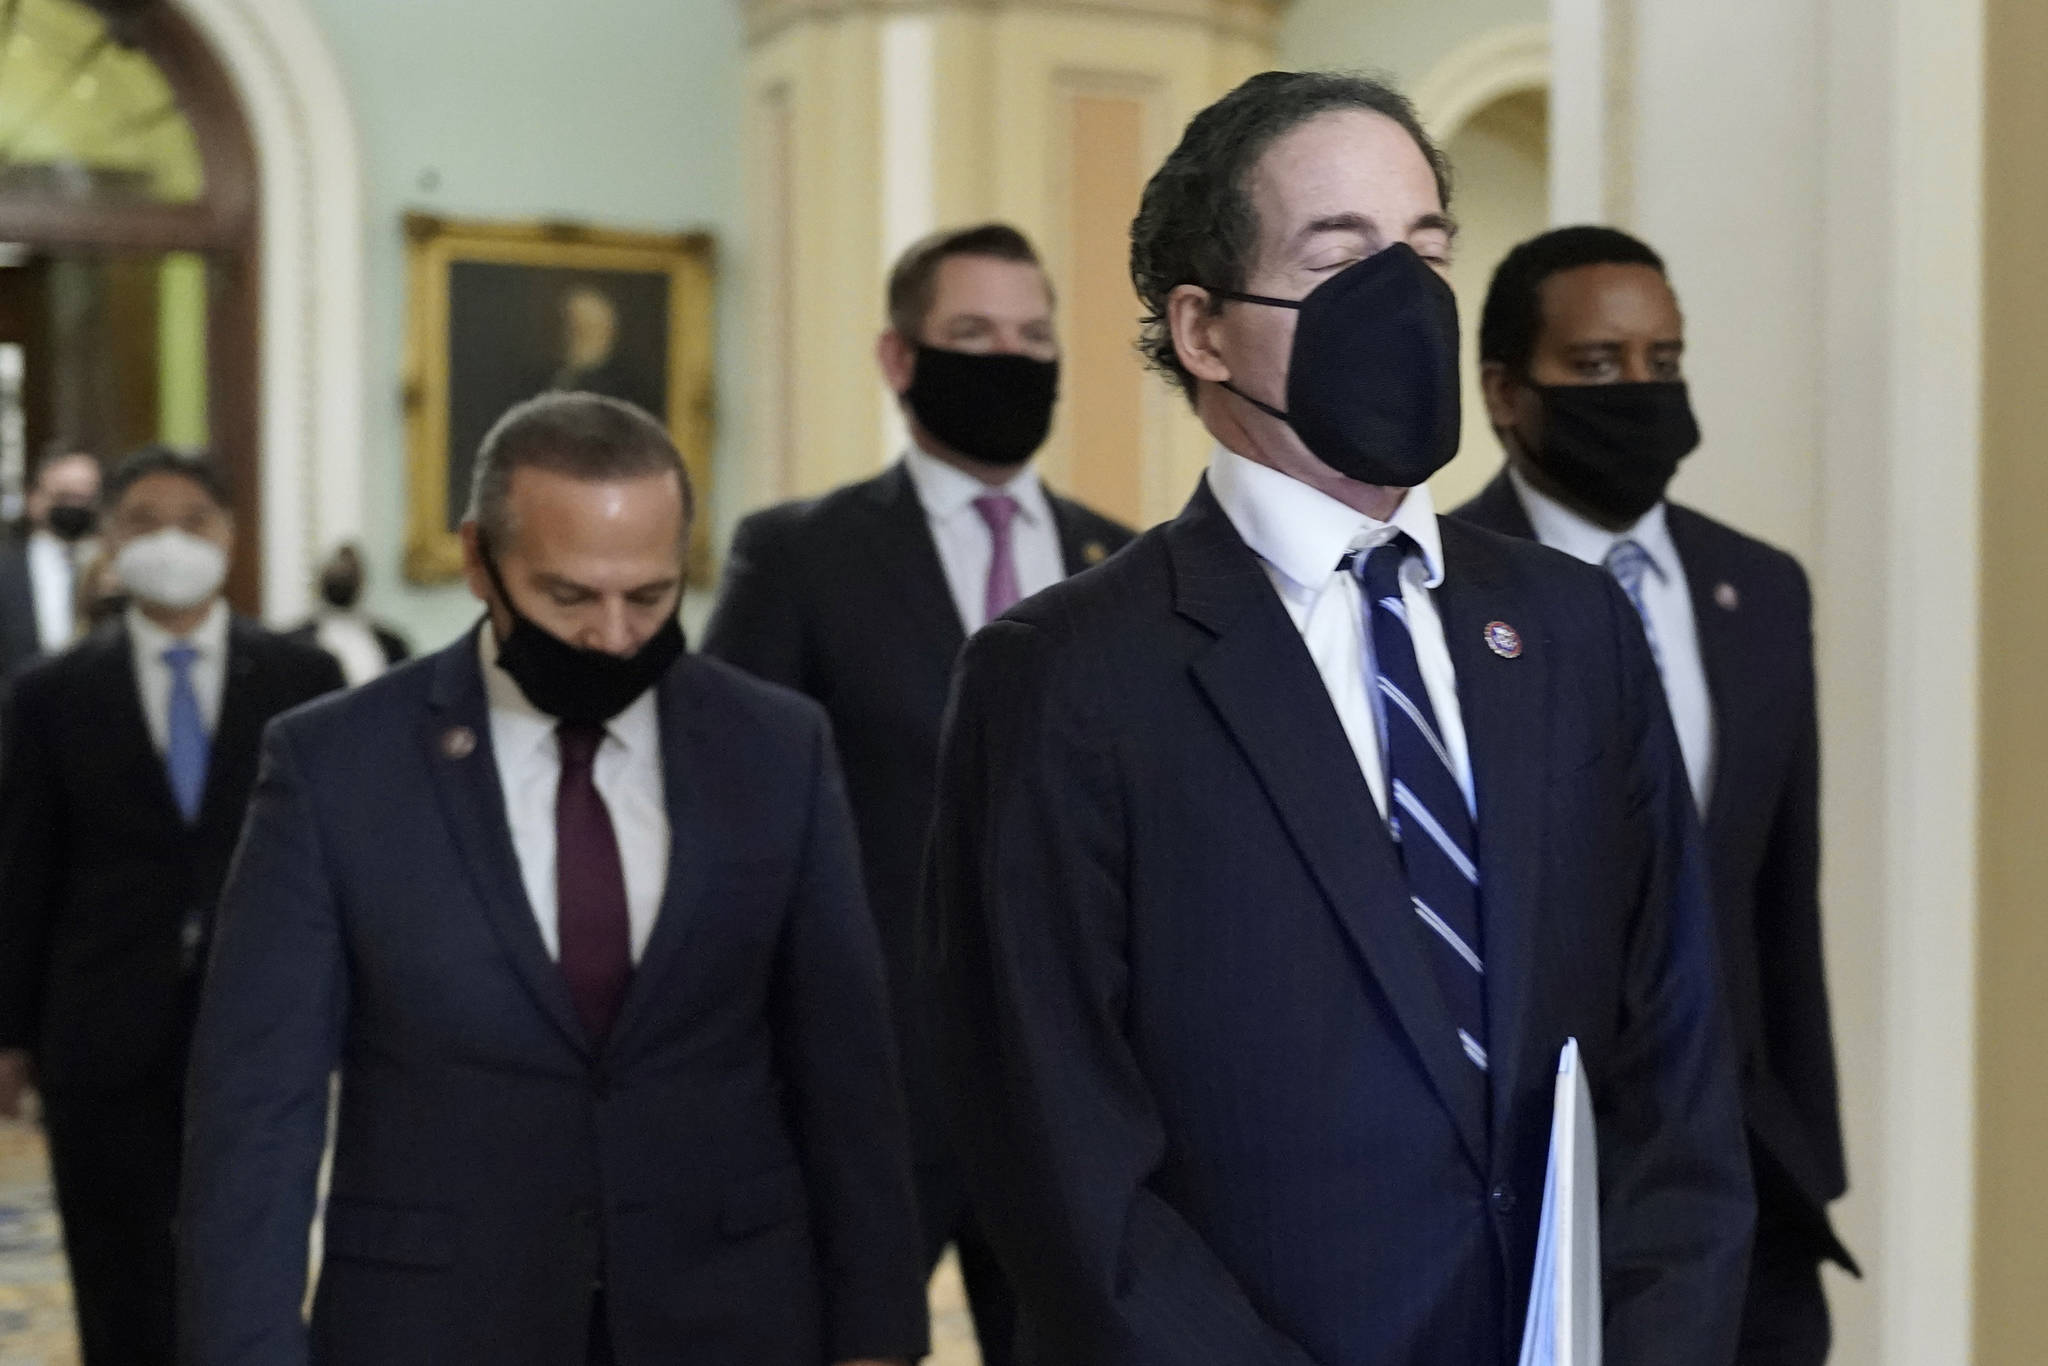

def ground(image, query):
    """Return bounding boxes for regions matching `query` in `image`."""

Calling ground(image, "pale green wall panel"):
[157,253,208,448]
[302,0,745,648]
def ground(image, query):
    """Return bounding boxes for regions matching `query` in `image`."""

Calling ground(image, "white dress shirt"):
[480,627,669,963]
[1509,467,1716,809]
[313,611,390,687]
[902,444,1065,632]
[27,529,76,652]
[128,599,230,753]
[1207,445,1474,819]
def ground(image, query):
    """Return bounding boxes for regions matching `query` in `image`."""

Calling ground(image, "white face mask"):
[115,528,228,611]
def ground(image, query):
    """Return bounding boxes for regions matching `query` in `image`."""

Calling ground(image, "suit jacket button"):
[1490,1184,1517,1216]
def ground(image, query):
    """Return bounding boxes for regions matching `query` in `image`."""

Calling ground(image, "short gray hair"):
[466,391,692,549]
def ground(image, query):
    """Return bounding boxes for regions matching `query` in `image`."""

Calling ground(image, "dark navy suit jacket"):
[925,481,1754,1366]
[1455,472,1852,1272]
[0,535,43,681]
[179,630,928,1365]
[702,461,1133,1167]
[0,617,343,1090]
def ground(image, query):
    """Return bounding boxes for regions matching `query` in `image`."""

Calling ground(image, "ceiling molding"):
[739,0,1293,48]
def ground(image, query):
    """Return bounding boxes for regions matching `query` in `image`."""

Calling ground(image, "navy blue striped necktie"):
[1348,537,1489,1072]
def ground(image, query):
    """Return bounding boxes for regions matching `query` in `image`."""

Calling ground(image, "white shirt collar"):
[127,597,229,660]
[902,443,1051,526]
[1205,442,1446,594]
[476,620,661,762]
[1508,465,1677,579]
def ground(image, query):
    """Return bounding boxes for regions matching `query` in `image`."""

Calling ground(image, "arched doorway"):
[0,0,260,606]
[1411,24,1552,512]
[1431,87,1550,509]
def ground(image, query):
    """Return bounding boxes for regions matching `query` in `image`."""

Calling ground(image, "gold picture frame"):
[401,213,717,584]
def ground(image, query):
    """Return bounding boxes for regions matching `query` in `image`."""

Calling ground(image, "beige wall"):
[1428,89,1549,512]
[1976,0,2048,1355]
[1281,0,1545,87]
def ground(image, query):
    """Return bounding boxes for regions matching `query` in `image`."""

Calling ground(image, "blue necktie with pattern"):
[1349,536,1489,1073]
[163,643,210,823]
[1604,539,1665,675]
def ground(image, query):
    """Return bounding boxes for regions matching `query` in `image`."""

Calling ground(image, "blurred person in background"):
[76,545,131,632]
[0,447,103,678]
[289,542,412,686]
[0,445,343,1366]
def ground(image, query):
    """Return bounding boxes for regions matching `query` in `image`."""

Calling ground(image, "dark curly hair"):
[1478,225,1667,374]
[1129,70,1452,402]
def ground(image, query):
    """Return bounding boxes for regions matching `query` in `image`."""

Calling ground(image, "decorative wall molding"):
[739,0,1291,49]
[1411,22,1549,142]
[174,0,367,621]
[1548,0,1634,225]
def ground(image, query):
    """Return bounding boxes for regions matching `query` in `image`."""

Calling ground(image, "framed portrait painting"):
[401,214,716,583]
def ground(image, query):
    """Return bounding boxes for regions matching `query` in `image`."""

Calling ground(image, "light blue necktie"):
[1604,539,1666,676]
[163,643,210,823]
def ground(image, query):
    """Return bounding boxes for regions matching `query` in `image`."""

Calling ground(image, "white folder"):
[1516,1038,1602,1366]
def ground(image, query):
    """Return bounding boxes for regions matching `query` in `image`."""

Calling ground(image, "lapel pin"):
[1484,621,1523,659]
[440,725,478,760]
[1083,540,1108,566]
[1714,582,1740,611]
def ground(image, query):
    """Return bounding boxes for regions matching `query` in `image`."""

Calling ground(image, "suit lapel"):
[605,661,717,1052]
[1171,485,1488,1172]
[1047,490,1112,577]
[1458,471,1539,541]
[860,464,968,657]
[422,631,591,1058]
[1665,511,1740,834]
[93,625,187,834]
[1435,522,1550,1155]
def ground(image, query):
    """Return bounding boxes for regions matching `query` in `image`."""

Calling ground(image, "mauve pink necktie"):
[974,492,1022,623]
[555,722,632,1042]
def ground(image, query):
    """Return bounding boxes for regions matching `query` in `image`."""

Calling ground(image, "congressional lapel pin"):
[1484,621,1524,659]
[1083,540,1108,566]
[440,725,478,760]
[1714,581,1741,611]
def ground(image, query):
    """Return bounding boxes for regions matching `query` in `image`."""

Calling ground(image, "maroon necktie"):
[973,492,1022,623]
[555,722,632,1042]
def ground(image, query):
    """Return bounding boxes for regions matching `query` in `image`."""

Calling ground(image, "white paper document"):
[1516,1037,1602,1366]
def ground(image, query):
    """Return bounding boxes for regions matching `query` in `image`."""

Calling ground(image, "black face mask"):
[319,567,363,611]
[46,503,96,542]
[477,538,686,726]
[1209,241,1461,487]
[1521,381,1701,526]
[902,345,1059,468]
